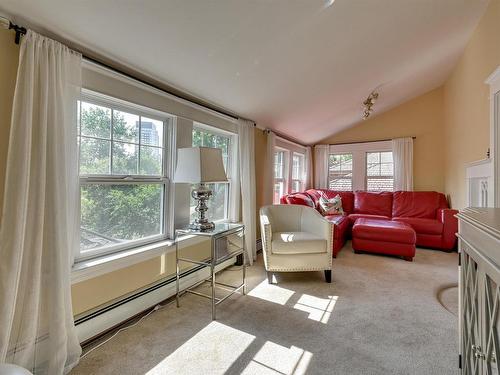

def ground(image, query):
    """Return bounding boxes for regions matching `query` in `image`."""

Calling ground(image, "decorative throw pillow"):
[319,195,344,215]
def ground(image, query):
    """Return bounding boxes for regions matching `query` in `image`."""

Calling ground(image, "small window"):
[192,126,233,222]
[291,152,305,193]
[366,151,394,191]
[273,150,288,203]
[328,153,353,190]
[78,96,172,260]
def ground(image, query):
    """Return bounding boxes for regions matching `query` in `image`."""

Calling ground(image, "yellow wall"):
[442,0,500,208]
[318,87,445,192]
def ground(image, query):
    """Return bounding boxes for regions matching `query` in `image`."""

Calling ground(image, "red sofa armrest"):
[437,208,459,250]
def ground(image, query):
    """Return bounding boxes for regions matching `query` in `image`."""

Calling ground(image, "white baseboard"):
[75,257,236,343]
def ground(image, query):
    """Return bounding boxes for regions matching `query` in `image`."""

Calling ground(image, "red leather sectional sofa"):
[280,189,458,257]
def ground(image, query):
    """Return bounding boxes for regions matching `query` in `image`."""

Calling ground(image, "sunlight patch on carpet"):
[145,321,255,374]
[247,279,295,305]
[293,294,338,323]
[241,342,313,375]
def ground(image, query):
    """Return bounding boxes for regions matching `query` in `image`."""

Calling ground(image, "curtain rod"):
[4,19,256,125]
[329,136,416,146]
[264,129,308,148]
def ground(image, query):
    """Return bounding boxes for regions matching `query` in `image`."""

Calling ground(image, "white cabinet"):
[458,208,500,374]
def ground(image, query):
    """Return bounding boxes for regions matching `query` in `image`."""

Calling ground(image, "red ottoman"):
[352,218,416,261]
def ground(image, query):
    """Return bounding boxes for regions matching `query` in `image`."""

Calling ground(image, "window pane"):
[380,151,393,163]
[190,183,228,222]
[81,102,111,139]
[191,127,232,222]
[80,184,163,251]
[274,181,285,204]
[140,146,162,175]
[274,151,285,179]
[113,110,139,143]
[141,117,164,147]
[112,142,138,175]
[328,153,352,191]
[366,163,380,176]
[292,153,304,180]
[366,151,394,191]
[367,178,394,191]
[291,180,301,193]
[366,152,379,164]
[80,137,110,174]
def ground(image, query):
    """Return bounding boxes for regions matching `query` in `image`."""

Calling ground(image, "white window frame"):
[192,122,237,223]
[77,89,174,261]
[328,153,354,191]
[365,151,394,192]
[328,140,393,191]
[273,138,308,203]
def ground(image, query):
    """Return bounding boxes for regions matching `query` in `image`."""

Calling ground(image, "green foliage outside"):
[79,103,163,248]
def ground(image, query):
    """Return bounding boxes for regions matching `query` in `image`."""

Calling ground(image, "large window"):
[328,140,395,191]
[366,151,394,191]
[328,153,353,190]
[272,139,308,203]
[78,93,172,260]
[192,125,233,222]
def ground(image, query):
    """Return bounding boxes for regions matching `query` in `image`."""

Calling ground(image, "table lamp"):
[174,147,228,231]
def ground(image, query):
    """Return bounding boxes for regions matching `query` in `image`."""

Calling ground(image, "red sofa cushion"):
[280,193,315,208]
[354,191,393,217]
[352,218,416,244]
[393,217,444,235]
[347,214,390,226]
[306,189,354,215]
[392,191,448,219]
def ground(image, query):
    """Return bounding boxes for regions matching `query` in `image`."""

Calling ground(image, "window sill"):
[71,234,206,284]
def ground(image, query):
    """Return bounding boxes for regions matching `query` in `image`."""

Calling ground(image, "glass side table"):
[175,223,246,320]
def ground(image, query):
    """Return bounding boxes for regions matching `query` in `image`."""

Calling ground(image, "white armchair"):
[260,204,333,283]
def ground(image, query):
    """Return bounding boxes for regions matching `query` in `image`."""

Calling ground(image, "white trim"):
[75,257,235,343]
[82,59,238,125]
[485,66,500,207]
[71,235,206,284]
[275,136,307,153]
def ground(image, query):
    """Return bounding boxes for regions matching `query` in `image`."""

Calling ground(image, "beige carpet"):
[72,242,458,375]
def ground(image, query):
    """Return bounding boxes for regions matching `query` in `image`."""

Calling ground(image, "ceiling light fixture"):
[362,91,379,120]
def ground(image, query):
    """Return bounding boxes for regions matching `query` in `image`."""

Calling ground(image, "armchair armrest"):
[259,207,273,257]
[437,208,459,250]
[300,207,333,257]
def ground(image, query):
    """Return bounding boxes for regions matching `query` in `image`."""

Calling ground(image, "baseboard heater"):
[75,257,236,344]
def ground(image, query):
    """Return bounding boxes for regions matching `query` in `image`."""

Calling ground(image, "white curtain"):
[314,145,329,189]
[392,137,414,191]
[265,130,276,205]
[237,119,257,265]
[0,31,82,374]
[304,146,313,190]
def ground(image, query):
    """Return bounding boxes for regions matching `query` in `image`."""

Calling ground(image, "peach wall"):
[318,87,445,192]
[442,0,500,208]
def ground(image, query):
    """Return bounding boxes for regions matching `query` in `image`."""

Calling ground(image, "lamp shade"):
[173,147,228,183]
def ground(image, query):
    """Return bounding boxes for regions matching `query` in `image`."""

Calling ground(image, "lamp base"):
[190,183,215,232]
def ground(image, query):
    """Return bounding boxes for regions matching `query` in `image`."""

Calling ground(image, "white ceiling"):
[0,0,489,144]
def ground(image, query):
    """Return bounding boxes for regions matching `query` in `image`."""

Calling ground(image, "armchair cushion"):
[271,232,327,255]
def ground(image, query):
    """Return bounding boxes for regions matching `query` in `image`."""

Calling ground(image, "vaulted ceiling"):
[0,0,489,144]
